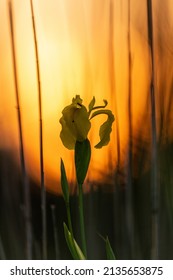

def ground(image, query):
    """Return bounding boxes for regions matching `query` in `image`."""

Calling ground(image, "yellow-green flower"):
[59,95,115,149]
[59,95,91,149]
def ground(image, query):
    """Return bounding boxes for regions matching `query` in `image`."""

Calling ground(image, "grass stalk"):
[30,0,47,259]
[8,0,32,260]
[126,0,135,258]
[78,184,87,258]
[109,0,121,172]
[147,0,159,260]
[109,0,122,255]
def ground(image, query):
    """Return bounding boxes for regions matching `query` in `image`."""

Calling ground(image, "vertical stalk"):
[30,0,47,259]
[8,1,32,259]
[109,0,122,253]
[109,0,121,172]
[126,0,135,258]
[78,184,87,258]
[147,0,159,260]
[66,202,74,238]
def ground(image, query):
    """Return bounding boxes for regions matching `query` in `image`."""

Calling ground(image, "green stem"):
[78,184,87,258]
[66,202,74,238]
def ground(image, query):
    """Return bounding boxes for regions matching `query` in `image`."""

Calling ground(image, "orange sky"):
[0,0,172,193]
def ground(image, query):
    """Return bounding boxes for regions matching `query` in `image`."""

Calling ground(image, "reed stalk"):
[147,0,159,260]
[8,0,32,260]
[109,0,122,254]
[109,0,121,173]
[126,0,135,258]
[30,0,47,259]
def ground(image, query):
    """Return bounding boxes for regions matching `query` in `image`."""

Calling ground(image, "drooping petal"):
[90,109,115,149]
[61,105,79,141]
[91,99,108,111]
[59,117,76,149]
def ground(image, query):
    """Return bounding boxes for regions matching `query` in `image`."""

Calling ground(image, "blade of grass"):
[30,0,47,259]
[63,223,86,260]
[105,236,116,260]
[8,0,32,260]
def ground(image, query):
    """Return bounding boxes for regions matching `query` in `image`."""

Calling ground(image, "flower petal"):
[73,107,91,141]
[90,109,115,149]
[59,95,91,149]
[88,96,95,116]
[59,117,76,149]
[61,105,79,140]
[72,95,83,106]
[92,99,108,111]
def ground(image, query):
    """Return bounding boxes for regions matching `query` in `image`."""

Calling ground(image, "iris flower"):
[59,95,115,149]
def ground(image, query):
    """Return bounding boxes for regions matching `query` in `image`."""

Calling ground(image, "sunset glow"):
[0,0,172,193]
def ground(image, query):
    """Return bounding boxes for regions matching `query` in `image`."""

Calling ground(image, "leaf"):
[75,138,91,185]
[63,223,86,260]
[90,109,115,149]
[105,237,116,260]
[60,159,69,203]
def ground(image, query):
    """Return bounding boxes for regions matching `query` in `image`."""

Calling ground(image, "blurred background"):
[0,0,173,259]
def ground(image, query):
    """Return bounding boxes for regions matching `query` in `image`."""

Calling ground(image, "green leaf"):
[90,109,115,149]
[105,237,116,260]
[63,223,86,260]
[75,138,91,185]
[60,159,69,203]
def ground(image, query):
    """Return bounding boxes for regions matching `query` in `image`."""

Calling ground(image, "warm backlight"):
[0,0,163,193]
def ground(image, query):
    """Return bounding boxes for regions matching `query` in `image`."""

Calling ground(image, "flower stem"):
[66,202,74,238]
[78,184,87,258]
